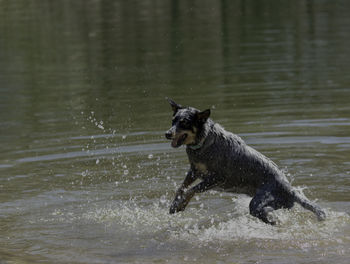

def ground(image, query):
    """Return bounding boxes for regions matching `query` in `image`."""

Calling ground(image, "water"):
[1,0,350,263]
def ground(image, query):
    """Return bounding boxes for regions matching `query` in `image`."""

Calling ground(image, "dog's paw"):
[261,206,277,225]
[169,193,186,214]
[169,201,185,214]
[169,204,179,214]
[169,206,176,214]
[317,209,326,221]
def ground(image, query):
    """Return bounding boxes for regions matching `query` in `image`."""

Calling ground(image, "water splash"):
[78,195,349,250]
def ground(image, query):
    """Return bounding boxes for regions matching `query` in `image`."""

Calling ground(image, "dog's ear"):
[166,97,182,114]
[197,109,211,123]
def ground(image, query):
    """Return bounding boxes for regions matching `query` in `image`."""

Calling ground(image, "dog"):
[165,98,326,225]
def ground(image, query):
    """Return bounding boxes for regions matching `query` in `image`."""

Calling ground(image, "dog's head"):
[165,98,210,148]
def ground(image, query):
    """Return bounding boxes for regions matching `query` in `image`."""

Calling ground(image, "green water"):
[1,1,350,263]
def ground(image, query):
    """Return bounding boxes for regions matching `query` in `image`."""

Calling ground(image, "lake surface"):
[1,0,350,263]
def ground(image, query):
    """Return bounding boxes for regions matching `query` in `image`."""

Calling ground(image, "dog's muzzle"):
[165,127,187,148]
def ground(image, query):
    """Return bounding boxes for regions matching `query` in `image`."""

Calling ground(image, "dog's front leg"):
[169,175,220,214]
[169,189,196,214]
[189,175,220,194]
[170,169,197,214]
[181,168,198,188]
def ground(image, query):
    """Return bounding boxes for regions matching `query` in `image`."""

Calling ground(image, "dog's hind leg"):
[249,198,277,225]
[249,185,278,225]
[291,189,326,221]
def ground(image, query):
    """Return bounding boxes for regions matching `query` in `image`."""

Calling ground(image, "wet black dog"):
[165,98,326,224]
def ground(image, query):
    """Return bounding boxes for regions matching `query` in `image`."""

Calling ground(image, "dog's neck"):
[187,119,214,151]
[188,141,204,150]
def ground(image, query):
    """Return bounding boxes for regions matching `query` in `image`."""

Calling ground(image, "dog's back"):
[186,119,289,194]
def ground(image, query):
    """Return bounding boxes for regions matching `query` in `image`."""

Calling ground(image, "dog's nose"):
[165,130,173,139]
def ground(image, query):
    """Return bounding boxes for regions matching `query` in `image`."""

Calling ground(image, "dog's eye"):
[180,119,190,127]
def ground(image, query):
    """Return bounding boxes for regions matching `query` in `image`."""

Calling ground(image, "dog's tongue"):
[171,134,187,148]
[171,139,178,148]
[171,138,179,148]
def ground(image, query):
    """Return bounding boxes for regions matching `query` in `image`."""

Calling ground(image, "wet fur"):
[165,98,326,225]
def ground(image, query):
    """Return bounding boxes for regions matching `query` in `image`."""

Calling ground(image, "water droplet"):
[159,196,167,205]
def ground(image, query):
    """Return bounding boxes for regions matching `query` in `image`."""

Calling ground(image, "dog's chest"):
[187,149,219,176]
[193,162,208,174]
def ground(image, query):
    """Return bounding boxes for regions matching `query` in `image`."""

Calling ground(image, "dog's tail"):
[290,188,326,221]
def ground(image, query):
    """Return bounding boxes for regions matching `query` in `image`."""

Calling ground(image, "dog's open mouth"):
[171,133,187,148]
